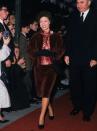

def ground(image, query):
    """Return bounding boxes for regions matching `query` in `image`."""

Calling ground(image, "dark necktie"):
[3,22,7,30]
[80,13,84,22]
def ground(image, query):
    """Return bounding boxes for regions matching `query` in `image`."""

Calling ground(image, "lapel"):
[38,33,43,50]
[0,22,5,31]
[81,7,94,24]
[50,33,57,50]
[3,22,9,31]
[83,9,91,23]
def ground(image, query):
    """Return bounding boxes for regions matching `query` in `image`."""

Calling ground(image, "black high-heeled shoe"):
[0,119,9,123]
[0,111,4,118]
[38,124,44,129]
[49,115,54,120]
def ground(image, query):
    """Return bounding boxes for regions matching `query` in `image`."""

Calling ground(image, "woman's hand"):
[3,36,10,45]
[5,59,11,67]
[64,56,69,65]
[90,60,97,67]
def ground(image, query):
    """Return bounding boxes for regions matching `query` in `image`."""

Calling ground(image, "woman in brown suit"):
[28,11,64,129]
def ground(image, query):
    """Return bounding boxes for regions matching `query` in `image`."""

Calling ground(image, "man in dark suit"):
[0,3,14,60]
[64,0,97,121]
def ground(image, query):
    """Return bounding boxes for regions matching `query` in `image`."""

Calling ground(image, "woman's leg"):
[0,109,4,120]
[39,97,49,125]
[48,103,54,116]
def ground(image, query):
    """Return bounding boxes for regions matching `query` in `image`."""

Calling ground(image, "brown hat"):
[37,10,52,22]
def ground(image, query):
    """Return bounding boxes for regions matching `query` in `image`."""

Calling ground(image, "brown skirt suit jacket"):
[27,31,64,98]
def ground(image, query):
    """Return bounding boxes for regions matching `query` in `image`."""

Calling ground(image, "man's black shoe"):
[83,115,91,122]
[70,108,80,116]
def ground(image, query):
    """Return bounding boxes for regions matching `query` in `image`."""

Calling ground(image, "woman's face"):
[14,48,20,58]
[0,32,3,39]
[39,16,50,32]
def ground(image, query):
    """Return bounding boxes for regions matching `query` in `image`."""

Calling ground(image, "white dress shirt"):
[80,9,90,21]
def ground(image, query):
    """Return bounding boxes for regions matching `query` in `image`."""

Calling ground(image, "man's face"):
[30,22,38,31]
[76,0,91,12]
[9,15,15,24]
[24,26,30,34]
[0,7,9,20]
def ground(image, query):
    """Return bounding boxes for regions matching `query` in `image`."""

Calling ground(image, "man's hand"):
[17,58,25,65]
[90,60,97,67]
[17,58,26,69]
[5,59,11,67]
[64,56,69,65]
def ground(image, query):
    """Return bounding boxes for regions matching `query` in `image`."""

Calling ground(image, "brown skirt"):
[34,64,57,98]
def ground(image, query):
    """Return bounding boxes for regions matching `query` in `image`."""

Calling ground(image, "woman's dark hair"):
[37,11,52,22]
[13,44,20,51]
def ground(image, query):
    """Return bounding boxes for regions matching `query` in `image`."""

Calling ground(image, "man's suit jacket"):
[19,33,32,71]
[0,22,14,86]
[65,7,97,66]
